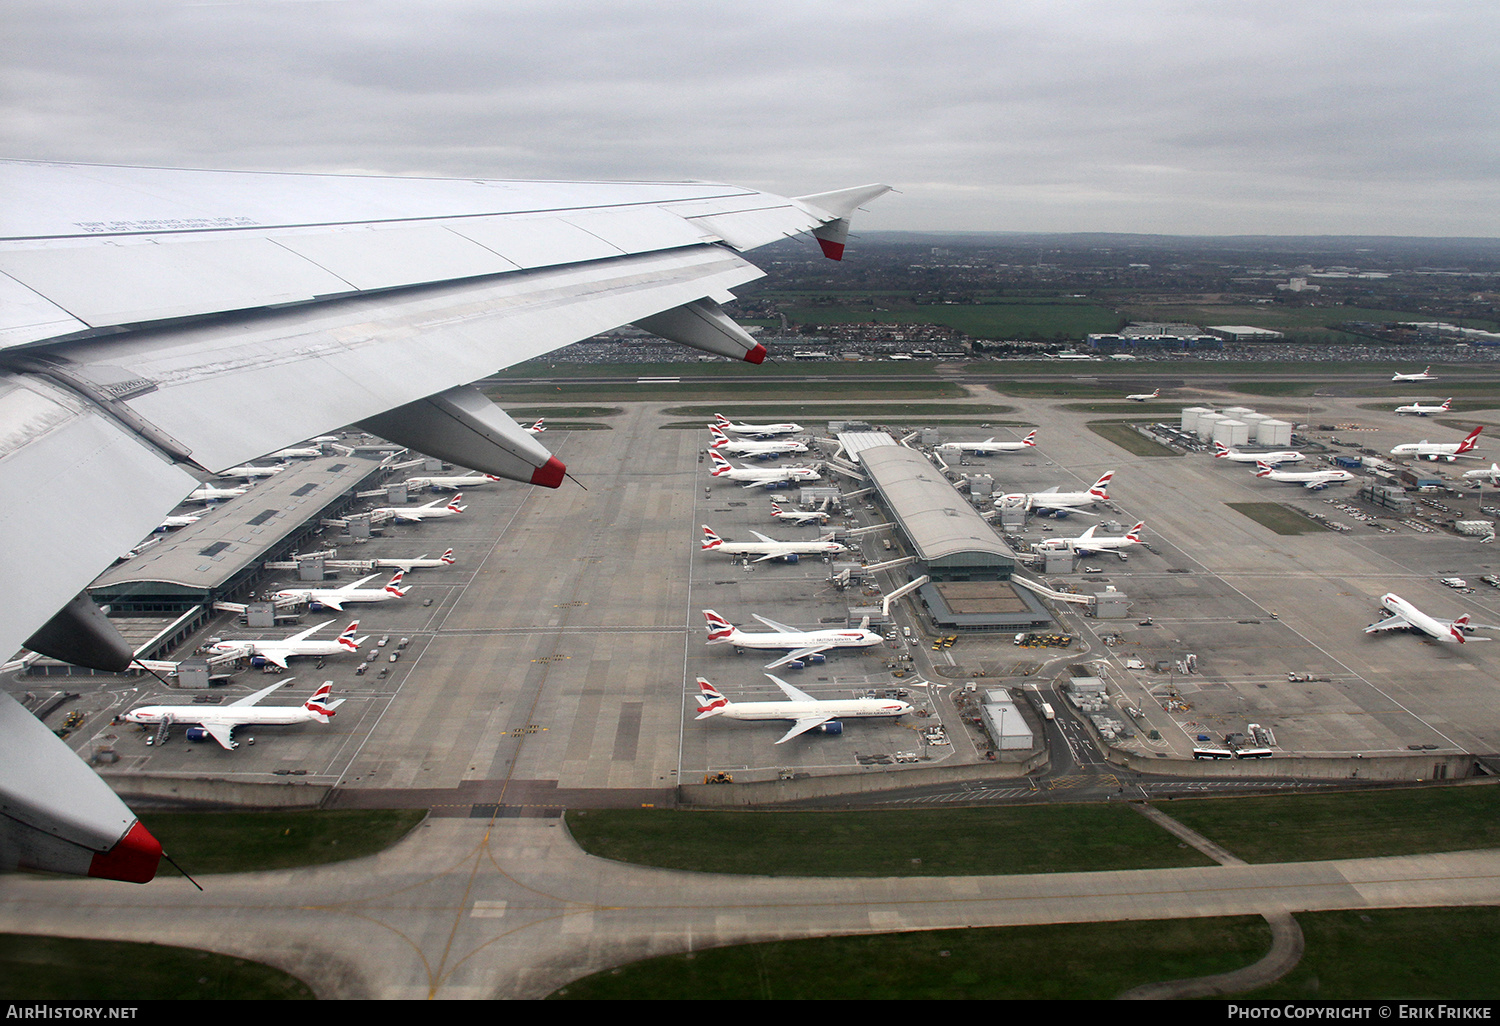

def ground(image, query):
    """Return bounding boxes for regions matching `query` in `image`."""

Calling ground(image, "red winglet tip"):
[743,343,767,365]
[88,821,161,884]
[817,238,845,261]
[530,456,566,489]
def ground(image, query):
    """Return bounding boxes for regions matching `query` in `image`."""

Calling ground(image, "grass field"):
[565,805,1215,877]
[1226,501,1322,535]
[551,916,1275,1001]
[1154,786,1500,864]
[553,906,1500,1000]
[139,808,428,875]
[490,378,968,402]
[1086,421,1181,457]
[665,403,1015,422]
[0,934,314,1000]
[1243,907,1500,999]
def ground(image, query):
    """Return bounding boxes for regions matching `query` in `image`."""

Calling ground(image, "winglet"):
[795,184,892,261]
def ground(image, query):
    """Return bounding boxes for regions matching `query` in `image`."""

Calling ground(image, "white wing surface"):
[0,160,888,882]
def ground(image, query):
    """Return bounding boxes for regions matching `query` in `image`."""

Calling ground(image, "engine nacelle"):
[815,721,844,736]
[784,553,800,564]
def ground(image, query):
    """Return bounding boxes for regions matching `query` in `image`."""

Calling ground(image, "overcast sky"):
[6,1,1498,236]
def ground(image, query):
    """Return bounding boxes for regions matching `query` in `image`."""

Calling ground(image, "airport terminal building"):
[858,445,1051,631]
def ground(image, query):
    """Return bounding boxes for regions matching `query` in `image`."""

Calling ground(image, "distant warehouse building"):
[1205,325,1285,342]
[858,445,1052,632]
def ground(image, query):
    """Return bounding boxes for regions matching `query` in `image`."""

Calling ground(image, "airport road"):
[4,815,1500,999]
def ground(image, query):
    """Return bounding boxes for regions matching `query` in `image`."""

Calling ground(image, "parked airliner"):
[701,526,846,563]
[713,413,803,437]
[207,621,367,669]
[707,424,808,458]
[404,473,501,491]
[1364,593,1490,644]
[374,549,456,572]
[1390,426,1482,462]
[182,484,248,504]
[996,472,1113,515]
[1034,522,1144,560]
[703,609,883,670]
[770,500,831,525]
[935,430,1037,455]
[121,680,345,750]
[216,464,285,480]
[708,450,821,487]
[370,493,467,522]
[1213,441,1304,465]
[1253,462,1356,489]
[694,675,911,744]
[271,572,410,610]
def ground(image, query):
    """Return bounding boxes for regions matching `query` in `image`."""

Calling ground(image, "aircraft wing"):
[768,674,816,703]
[0,161,889,882]
[763,644,833,670]
[200,723,239,751]
[227,680,291,707]
[1364,614,1414,634]
[776,716,834,744]
[751,613,800,633]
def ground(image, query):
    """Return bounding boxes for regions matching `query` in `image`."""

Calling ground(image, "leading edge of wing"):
[776,717,833,744]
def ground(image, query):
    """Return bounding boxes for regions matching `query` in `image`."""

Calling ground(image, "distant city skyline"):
[6,1,1498,237]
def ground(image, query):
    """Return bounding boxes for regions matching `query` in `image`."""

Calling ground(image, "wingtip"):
[88,820,161,884]
[530,457,566,489]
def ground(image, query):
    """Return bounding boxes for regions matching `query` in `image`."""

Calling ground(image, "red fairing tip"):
[743,344,767,365]
[88,821,161,884]
[530,456,566,489]
[816,238,845,261]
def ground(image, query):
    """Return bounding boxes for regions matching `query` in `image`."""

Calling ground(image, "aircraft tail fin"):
[1021,430,1037,446]
[701,526,723,550]
[694,677,730,717]
[708,425,730,447]
[1126,522,1145,542]
[1459,426,1483,453]
[1089,471,1113,499]
[384,571,409,596]
[1452,615,1471,643]
[304,681,345,720]
[337,622,361,651]
[709,451,732,476]
[702,610,735,643]
[441,548,455,564]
